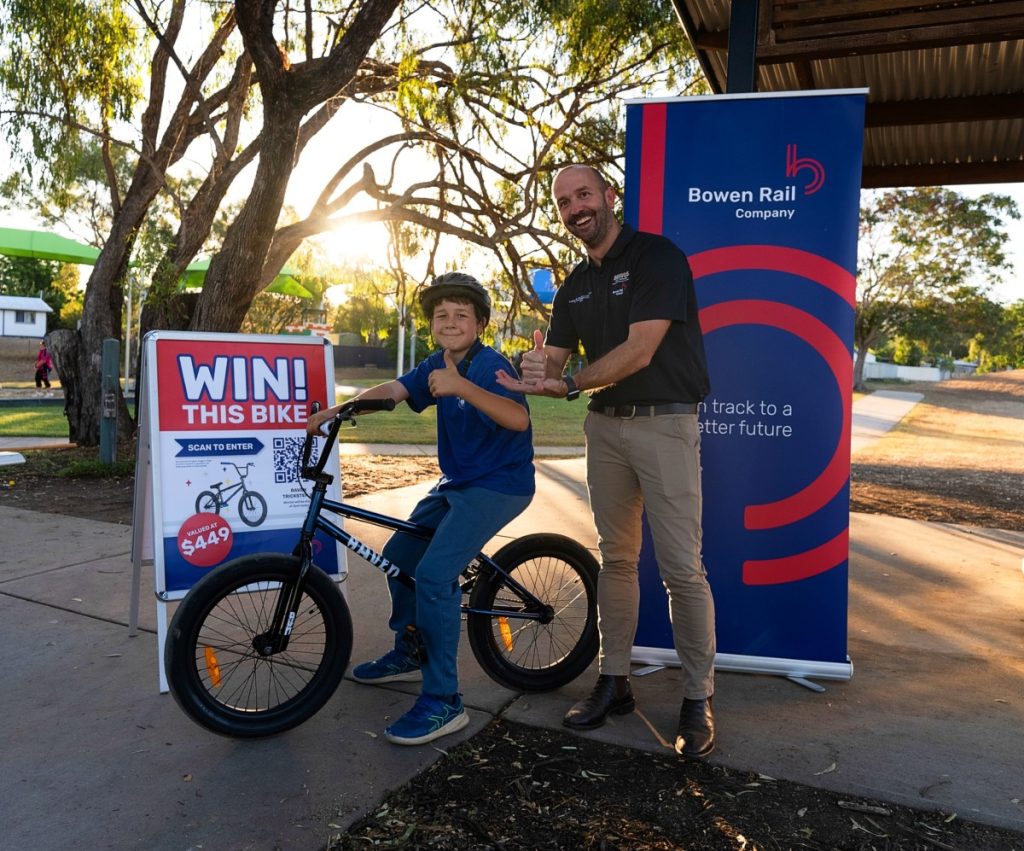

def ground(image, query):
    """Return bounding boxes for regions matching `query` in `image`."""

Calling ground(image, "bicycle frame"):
[267,399,554,651]
[210,463,255,505]
[209,480,245,506]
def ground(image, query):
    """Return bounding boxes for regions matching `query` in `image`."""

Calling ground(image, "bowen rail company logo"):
[686,144,826,221]
[785,144,825,195]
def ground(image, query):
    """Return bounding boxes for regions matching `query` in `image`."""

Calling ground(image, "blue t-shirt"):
[398,343,535,496]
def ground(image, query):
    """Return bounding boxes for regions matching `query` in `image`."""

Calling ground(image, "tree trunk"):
[191,112,303,331]
[853,345,869,392]
[47,329,84,443]
[68,187,158,446]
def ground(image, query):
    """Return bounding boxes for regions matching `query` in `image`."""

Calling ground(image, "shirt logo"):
[568,292,591,304]
[612,270,629,296]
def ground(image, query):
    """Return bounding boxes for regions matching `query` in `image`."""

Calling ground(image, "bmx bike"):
[165,398,599,738]
[194,461,268,527]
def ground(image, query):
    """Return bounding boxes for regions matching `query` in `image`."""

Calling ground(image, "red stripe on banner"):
[699,299,852,530]
[691,245,857,308]
[742,528,849,585]
[638,103,667,234]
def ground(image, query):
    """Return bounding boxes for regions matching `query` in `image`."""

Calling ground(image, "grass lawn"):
[0,406,70,438]
[0,393,589,446]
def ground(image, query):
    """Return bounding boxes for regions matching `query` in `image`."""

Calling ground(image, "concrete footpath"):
[1,392,1023,849]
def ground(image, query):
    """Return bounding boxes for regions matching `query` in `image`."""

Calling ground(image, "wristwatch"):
[563,374,580,401]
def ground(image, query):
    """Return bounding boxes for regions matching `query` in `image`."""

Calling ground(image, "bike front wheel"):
[237,490,268,526]
[195,490,220,514]
[165,554,352,738]
[466,533,599,692]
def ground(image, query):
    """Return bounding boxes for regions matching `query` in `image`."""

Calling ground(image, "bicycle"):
[195,461,268,527]
[165,398,600,738]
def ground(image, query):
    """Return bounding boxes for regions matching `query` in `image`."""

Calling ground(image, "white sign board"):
[130,330,344,690]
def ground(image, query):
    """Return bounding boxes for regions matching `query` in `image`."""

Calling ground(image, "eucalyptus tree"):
[855,188,1019,390]
[0,0,698,445]
[0,0,243,443]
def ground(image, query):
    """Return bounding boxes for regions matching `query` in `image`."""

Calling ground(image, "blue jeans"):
[382,486,533,697]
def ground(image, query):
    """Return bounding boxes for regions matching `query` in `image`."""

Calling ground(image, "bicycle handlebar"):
[300,398,397,481]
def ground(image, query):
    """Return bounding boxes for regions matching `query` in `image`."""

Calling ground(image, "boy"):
[307,272,534,745]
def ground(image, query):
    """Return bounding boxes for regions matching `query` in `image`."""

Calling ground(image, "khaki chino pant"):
[584,411,715,699]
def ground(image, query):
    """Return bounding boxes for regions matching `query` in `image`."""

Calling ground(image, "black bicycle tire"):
[165,554,352,738]
[237,490,268,527]
[195,490,220,514]
[466,533,599,692]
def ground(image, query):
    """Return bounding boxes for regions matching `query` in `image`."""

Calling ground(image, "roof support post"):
[726,0,759,93]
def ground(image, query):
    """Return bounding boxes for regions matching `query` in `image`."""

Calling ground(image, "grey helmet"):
[419,272,491,323]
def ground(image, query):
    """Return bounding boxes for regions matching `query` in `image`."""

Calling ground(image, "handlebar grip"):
[351,398,396,413]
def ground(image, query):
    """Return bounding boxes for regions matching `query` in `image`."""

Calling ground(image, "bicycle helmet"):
[419,271,491,323]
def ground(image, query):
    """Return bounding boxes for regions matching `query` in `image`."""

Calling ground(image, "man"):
[496,165,716,758]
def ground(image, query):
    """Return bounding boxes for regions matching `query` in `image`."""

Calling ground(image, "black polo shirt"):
[547,224,710,409]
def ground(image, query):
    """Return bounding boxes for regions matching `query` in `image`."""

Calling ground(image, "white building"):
[0,295,53,338]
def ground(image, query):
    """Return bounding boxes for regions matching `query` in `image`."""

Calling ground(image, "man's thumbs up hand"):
[519,330,547,383]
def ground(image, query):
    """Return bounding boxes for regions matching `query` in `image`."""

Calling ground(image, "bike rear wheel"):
[195,490,219,514]
[467,533,598,692]
[165,554,352,738]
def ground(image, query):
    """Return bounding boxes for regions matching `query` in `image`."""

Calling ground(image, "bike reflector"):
[498,617,515,652]
[204,646,222,688]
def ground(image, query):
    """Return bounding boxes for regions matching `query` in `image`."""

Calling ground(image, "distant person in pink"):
[34,340,53,391]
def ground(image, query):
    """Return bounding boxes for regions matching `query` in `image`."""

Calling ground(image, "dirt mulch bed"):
[329,718,1021,851]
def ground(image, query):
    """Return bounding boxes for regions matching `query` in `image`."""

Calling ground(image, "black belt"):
[595,403,698,418]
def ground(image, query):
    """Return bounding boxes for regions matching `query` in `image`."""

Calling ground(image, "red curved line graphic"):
[698,300,851,530]
[690,246,856,308]
[742,528,849,585]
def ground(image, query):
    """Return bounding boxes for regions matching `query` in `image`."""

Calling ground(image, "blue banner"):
[624,92,865,675]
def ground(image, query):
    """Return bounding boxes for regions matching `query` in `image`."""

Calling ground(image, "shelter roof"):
[670,0,1024,187]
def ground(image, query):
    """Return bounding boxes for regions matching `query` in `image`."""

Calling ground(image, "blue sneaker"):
[385,694,469,746]
[351,649,421,684]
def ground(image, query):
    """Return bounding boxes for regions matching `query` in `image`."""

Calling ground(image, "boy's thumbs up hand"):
[429,349,465,398]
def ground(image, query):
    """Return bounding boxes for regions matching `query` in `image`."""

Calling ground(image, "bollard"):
[100,338,120,464]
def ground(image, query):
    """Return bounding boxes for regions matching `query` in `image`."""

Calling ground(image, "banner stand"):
[624,90,867,685]
[632,647,853,688]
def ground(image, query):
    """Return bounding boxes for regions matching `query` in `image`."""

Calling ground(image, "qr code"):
[272,436,317,484]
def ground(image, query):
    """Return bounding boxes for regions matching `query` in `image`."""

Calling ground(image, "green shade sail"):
[0,227,101,265]
[181,258,312,298]
[0,229,312,300]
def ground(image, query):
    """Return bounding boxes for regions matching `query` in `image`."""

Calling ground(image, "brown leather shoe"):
[674,696,715,759]
[563,674,635,730]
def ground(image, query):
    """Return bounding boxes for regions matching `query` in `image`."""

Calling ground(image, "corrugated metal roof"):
[671,0,1024,187]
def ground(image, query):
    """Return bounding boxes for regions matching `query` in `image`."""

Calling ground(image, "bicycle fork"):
[252,486,330,657]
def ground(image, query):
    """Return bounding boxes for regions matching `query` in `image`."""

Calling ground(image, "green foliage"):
[890,336,924,367]
[855,187,1021,387]
[57,455,136,478]
[0,0,142,186]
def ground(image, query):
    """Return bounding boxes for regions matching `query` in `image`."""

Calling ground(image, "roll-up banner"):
[624,91,867,681]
